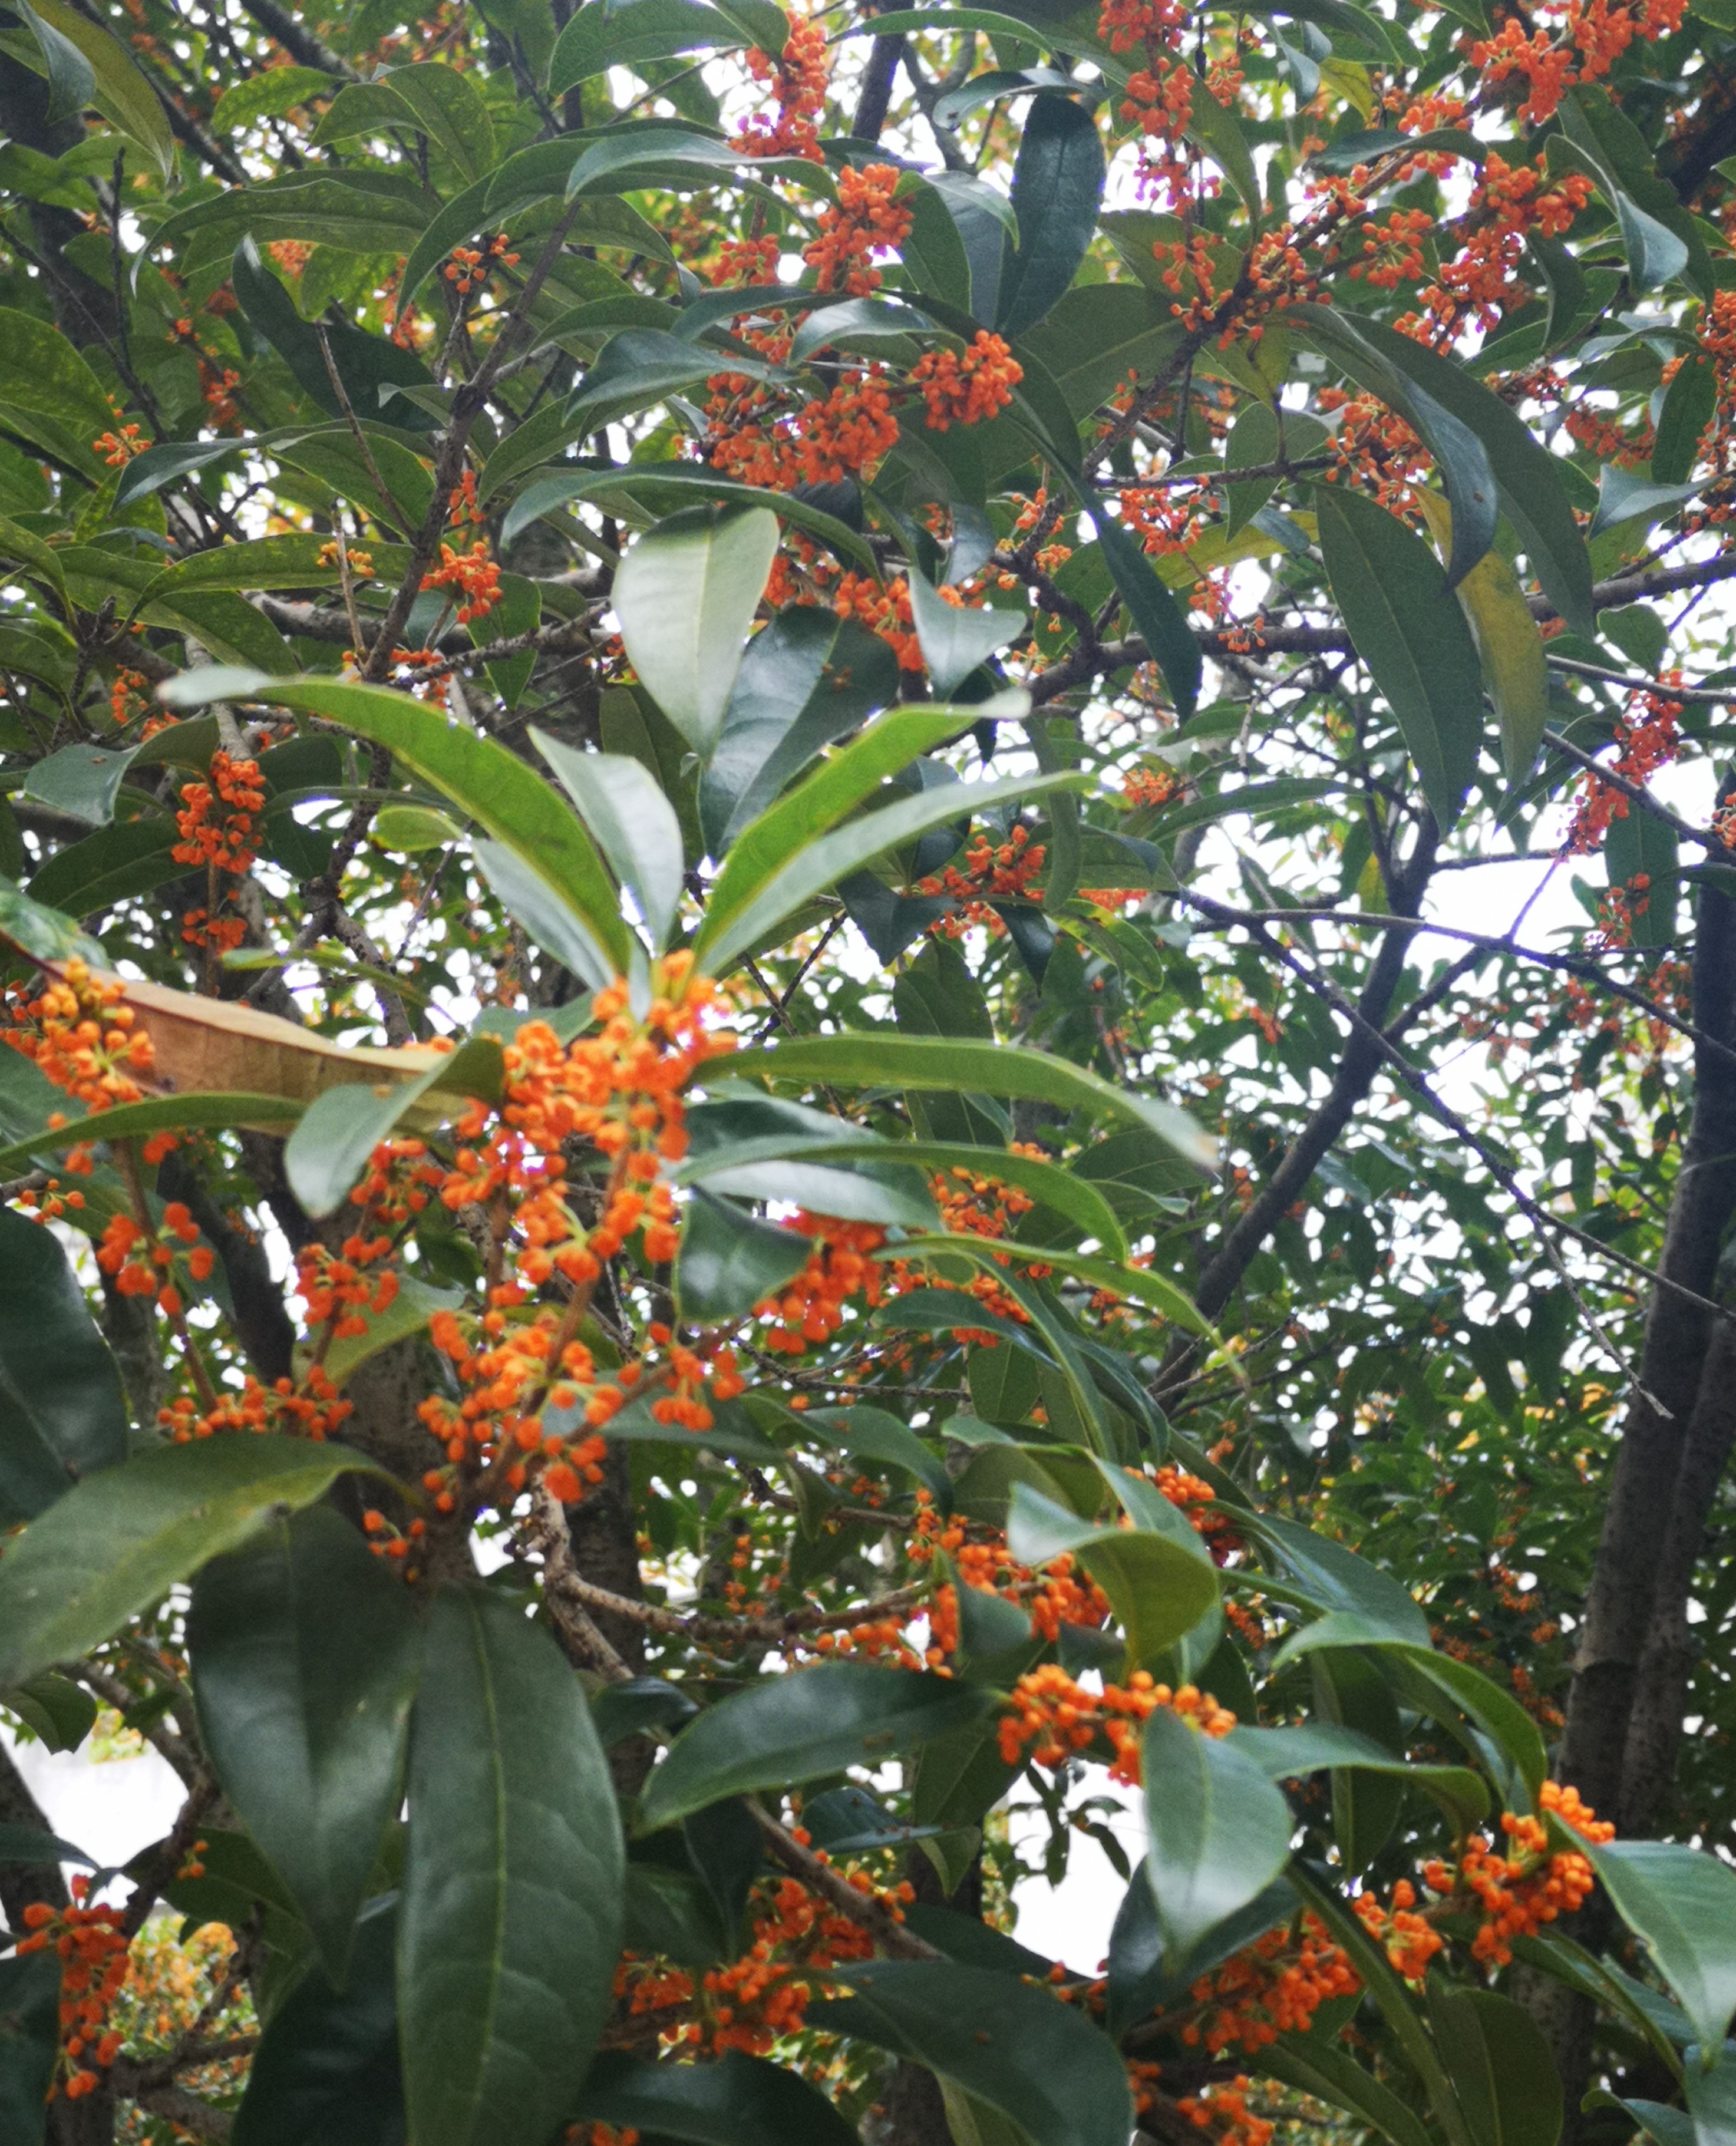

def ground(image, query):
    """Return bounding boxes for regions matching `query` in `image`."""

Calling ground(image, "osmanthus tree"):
[5,0,1736,2137]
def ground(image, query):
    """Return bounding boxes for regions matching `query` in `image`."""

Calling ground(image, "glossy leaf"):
[1142,1706,1294,1970]
[1008,1481,1219,1666]
[1654,351,1717,485]
[1429,1985,1562,2146]
[284,1035,504,1219]
[612,505,781,760]
[0,1201,127,1524]
[188,1507,423,1982]
[550,0,752,92]
[1579,1840,1736,2054]
[21,0,174,179]
[638,1663,992,1830]
[0,1435,391,1692]
[725,1031,1216,1170]
[906,570,1025,696]
[810,1960,1134,2146]
[996,94,1106,339]
[533,735,685,951]
[674,1187,810,1324]
[1227,1721,1489,1833]
[575,2049,857,2146]
[1318,484,1484,830]
[400,1586,624,2146]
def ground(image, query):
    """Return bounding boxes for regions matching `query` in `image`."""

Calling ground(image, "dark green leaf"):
[0,1201,127,1524]
[1008,1481,1219,1667]
[0,1436,391,1692]
[1142,1706,1293,1970]
[674,1188,809,1324]
[400,1585,625,2146]
[189,1507,423,1982]
[1227,1721,1489,1833]
[1654,351,1716,485]
[576,2049,858,2146]
[810,1960,1134,2146]
[906,570,1025,696]
[1430,1985,1562,2146]
[533,736,685,951]
[1317,484,1484,830]
[0,1952,60,2146]
[638,1663,992,1829]
[996,94,1106,338]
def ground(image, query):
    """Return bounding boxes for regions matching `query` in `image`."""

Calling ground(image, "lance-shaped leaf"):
[285,1033,504,1219]
[1413,490,1549,781]
[1429,1985,1562,2146]
[996,94,1107,338]
[638,1663,992,1830]
[1008,1481,1219,1667]
[1654,351,1717,486]
[400,1586,625,2146]
[188,1507,424,1983]
[1289,302,1594,635]
[19,0,174,178]
[17,3,93,123]
[1142,1706,1294,1972]
[533,735,685,951]
[1227,1722,1489,1834]
[1317,484,1484,830]
[810,1961,1134,2146]
[1575,1839,1736,2055]
[550,0,754,94]
[0,1437,392,1692]
[612,505,781,760]
[724,1031,1215,1171]
[0,1203,127,1525]
[674,1188,810,1324]
[0,1952,60,2146]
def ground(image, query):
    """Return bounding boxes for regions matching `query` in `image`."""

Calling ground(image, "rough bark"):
[1558,873,1736,1818]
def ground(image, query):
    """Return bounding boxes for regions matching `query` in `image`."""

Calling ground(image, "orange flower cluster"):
[1124,764,1183,808]
[734,11,829,159]
[1098,0,1193,204]
[831,569,921,670]
[1351,1877,1445,1979]
[422,537,502,624]
[4,960,155,1125]
[296,1233,401,1341]
[999,1664,1236,1784]
[158,1365,353,1443]
[1470,0,1688,124]
[445,232,517,295]
[17,1880,130,2100]
[917,823,1046,939]
[1415,155,1594,335]
[1151,1464,1243,1562]
[754,1213,888,1353]
[419,1308,623,1508]
[1180,1914,1359,2053]
[1423,1782,1611,1965]
[173,751,265,875]
[803,163,912,296]
[109,666,151,729]
[95,1202,211,1318]
[1178,2078,1273,2146]
[712,371,900,491]
[94,422,150,467]
[1566,682,1682,854]
[911,331,1022,431]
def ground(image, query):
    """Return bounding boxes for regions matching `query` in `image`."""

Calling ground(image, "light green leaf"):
[1008,1481,1220,1668]
[401,1586,624,2146]
[1142,1706,1293,1970]
[612,504,780,760]
[1579,1840,1736,2055]
[906,572,1025,696]
[533,736,685,952]
[1413,490,1549,781]
[0,1436,392,1692]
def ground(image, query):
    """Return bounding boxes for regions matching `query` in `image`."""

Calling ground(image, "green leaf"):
[996,94,1106,339]
[1591,463,1704,538]
[724,1031,1216,1170]
[1430,1985,1562,2146]
[17,3,94,123]
[1,1673,97,1754]
[1558,89,1705,296]
[1412,489,1549,781]
[811,1405,951,1504]
[533,737,685,952]
[0,1203,127,1525]
[20,739,141,826]
[1289,301,1595,635]
[1684,2043,1736,2146]
[810,1961,1134,2146]
[1142,1706,1293,1970]
[0,1820,94,1866]
[674,1187,809,1324]
[401,1586,625,2146]
[22,0,175,179]
[639,1663,991,1830]
[906,572,1025,696]
[550,0,753,92]
[232,1895,404,2146]
[1263,2031,1436,2146]
[320,62,494,178]
[1018,283,1183,422]
[1579,1840,1736,2055]
[1317,484,1484,830]
[375,804,464,851]
[188,1506,423,1983]
[0,306,120,479]
[472,837,618,992]
[0,1435,392,1692]
[612,504,781,759]
[0,1091,302,1180]
[1653,351,1717,485]
[170,673,635,979]
[230,235,438,438]
[283,1036,504,1220]
[1607,798,1679,948]
[1227,1722,1489,1834]
[1010,1480,1219,1665]
[575,2049,858,2146]
[1240,1511,1433,1645]
[500,462,876,573]
[211,65,335,133]
[1377,1646,1549,1804]
[694,706,971,965]
[0,1952,59,2146]
[699,608,900,854]
[699,764,1085,973]
[1080,494,1203,721]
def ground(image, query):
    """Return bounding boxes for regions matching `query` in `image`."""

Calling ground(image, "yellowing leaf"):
[1414,490,1548,781]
